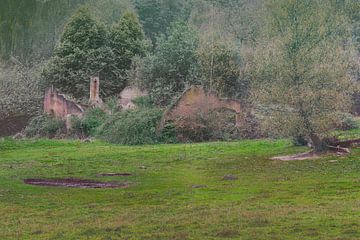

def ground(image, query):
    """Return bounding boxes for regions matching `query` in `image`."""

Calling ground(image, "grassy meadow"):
[0,138,359,239]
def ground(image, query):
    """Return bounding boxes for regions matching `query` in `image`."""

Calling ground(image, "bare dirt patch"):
[24,178,129,188]
[272,151,320,161]
[96,173,133,177]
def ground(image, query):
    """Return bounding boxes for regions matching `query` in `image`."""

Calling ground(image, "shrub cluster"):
[96,108,166,145]
[25,115,66,138]
[70,108,107,137]
[172,110,261,143]
[336,113,358,131]
[23,105,178,145]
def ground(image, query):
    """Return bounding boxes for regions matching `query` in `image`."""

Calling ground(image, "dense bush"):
[25,115,66,138]
[173,109,261,142]
[159,122,178,144]
[96,108,165,145]
[292,135,309,146]
[335,113,358,131]
[132,96,154,108]
[0,61,42,121]
[70,108,107,137]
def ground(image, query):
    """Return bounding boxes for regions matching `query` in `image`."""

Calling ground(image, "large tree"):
[133,21,199,105]
[198,42,249,100]
[108,11,148,87]
[42,8,148,99]
[41,8,112,99]
[251,0,356,151]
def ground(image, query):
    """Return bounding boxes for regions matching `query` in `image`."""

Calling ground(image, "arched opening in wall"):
[171,108,238,142]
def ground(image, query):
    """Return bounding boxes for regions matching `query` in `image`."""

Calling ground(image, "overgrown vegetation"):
[70,108,108,137]
[0,61,42,121]
[250,0,357,151]
[25,114,66,138]
[41,8,148,99]
[96,107,165,145]
[1,0,360,149]
[133,21,200,105]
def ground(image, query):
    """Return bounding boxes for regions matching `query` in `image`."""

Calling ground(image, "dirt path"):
[271,151,320,161]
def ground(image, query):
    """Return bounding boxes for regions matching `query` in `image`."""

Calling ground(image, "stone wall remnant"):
[44,86,84,119]
[119,86,148,110]
[158,86,243,131]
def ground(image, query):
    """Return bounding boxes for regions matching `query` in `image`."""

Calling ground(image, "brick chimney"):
[89,76,102,106]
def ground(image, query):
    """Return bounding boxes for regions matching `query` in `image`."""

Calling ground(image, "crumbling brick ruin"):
[44,76,104,119]
[44,86,84,119]
[119,86,148,110]
[158,86,243,131]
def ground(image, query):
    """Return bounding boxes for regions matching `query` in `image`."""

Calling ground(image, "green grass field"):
[0,138,359,240]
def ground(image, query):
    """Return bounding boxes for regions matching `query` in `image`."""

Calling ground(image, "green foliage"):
[134,21,200,105]
[104,97,121,115]
[336,113,358,131]
[0,0,37,60]
[41,8,116,99]
[333,118,360,141]
[132,96,154,108]
[172,109,260,142]
[96,108,164,145]
[0,0,98,62]
[198,42,248,99]
[159,122,178,144]
[134,0,193,45]
[2,0,359,146]
[108,11,149,85]
[41,8,147,99]
[190,0,264,45]
[70,108,107,137]
[251,0,356,151]
[81,108,108,136]
[83,0,133,25]
[0,61,42,121]
[292,135,308,146]
[25,115,65,138]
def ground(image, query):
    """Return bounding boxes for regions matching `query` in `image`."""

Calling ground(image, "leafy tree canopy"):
[251,0,356,151]
[109,11,148,76]
[41,8,147,99]
[133,21,199,105]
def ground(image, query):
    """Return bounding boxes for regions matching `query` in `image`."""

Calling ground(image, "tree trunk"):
[297,106,326,153]
[309,133,326,153]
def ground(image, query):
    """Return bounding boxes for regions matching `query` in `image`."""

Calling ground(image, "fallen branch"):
[326,145,351,154]
[333,138,360,148]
